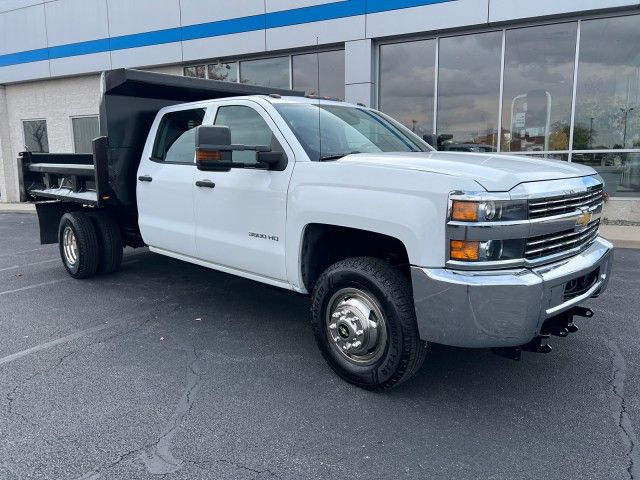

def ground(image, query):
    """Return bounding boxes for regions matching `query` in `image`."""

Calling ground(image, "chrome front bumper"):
[410,237,614,348]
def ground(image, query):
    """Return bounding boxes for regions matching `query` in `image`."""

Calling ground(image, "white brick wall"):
[5,74,101,156]
[0,74,100,202]
[0,85,16,202]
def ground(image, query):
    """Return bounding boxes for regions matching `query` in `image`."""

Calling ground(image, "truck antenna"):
[316,36,322,160]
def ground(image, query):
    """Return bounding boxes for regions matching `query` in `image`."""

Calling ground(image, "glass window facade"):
[183,65,206,78]
[292,50,345,99]
[207,62,238,82]
[378,14,640,196]
[240,57,290,89]
[379,39,435,139]
[72,116,99,154]
[23,119,49,153]
[437,31,502,150]
[184,50,345,94]
[574,16,639,151]
[501,23,577,153]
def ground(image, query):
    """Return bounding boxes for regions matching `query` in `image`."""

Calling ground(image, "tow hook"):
[491,306,594,361]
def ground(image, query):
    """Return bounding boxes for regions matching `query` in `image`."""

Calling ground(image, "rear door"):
[193,100,294,283]
[137,106,209,257]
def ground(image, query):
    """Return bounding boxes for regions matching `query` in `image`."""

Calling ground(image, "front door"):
[137,106,207,257]
[193,101,294,283]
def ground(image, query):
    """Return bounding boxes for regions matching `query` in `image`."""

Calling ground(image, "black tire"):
[89,212,123,274]
[311,257,428,390]
[58,212,100,279]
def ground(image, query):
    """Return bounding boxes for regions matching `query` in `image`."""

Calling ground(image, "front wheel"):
[311,257,427,390]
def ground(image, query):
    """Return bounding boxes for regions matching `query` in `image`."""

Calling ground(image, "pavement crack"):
[184,458,282,478]
[137,342,203,475]
[606,339,640,480]
[73,341,202,479]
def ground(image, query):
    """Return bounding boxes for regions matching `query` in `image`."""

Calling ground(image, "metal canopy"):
[103,68,303,102]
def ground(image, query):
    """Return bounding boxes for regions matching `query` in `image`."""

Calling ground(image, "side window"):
[152,108,205,163]
[214,105,284,164]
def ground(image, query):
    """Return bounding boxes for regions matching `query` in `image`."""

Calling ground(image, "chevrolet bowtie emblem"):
[575,208,592,231]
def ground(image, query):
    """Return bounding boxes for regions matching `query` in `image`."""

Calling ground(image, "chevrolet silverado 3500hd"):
[19,69,613,389]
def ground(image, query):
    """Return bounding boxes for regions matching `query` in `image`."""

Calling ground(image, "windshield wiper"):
[319,151,360,162]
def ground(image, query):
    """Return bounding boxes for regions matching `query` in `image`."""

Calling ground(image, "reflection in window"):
[502,23,577,153]
[574,15,640,151]
[184,65,206,78]
[437,31,502,150]
[214,106,283,164]
[292,50,345,99]
[207,62,238,82]
[240,57,290,89]
[573,152,640,196]
[516,153,569,161]
[72,116,100,153]
[23,119,49,153]
[379,39,435,140]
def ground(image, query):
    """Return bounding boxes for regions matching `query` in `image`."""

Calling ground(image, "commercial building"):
[0,0,638,220]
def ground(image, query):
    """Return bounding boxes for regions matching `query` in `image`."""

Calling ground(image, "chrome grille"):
[525,219,600,260]
[528,185,603,219]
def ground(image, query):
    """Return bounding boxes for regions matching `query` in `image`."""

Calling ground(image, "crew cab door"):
[193,101,294,283]
[137,106,209,257]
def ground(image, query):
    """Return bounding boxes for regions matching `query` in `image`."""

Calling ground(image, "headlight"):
[450,199,527,222]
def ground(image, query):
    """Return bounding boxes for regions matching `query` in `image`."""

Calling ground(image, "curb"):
[0,203,36,214]
[600,226,640,250]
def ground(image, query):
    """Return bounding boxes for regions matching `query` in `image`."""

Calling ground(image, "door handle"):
[138,175,153,182]
[195,180,216,189]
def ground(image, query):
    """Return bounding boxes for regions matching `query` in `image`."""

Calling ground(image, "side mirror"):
[422,134,436,149]
[195,125,284,171]
[195,125,233,171]
[257,151,287,171]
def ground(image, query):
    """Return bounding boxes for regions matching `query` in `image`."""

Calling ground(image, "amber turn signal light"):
[450,240,479,261]
[451,201,478,221]
[196,150,222,161]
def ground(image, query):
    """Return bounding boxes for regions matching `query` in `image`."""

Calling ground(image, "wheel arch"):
[298,223,412,293]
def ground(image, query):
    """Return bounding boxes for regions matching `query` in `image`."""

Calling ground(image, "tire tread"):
[311,256,427,390]
[89,212,123,274]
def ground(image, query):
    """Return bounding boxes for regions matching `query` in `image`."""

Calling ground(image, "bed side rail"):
[19,136,111,206]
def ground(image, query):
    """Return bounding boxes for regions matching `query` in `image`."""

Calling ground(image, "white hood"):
[339,152,597,191]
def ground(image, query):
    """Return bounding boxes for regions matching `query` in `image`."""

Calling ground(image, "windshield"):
[274,103,433,161]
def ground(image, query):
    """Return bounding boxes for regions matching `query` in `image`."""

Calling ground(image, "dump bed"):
[19,68,300,208]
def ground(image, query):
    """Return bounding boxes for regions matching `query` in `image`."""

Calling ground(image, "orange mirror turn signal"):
[196,150,222,161]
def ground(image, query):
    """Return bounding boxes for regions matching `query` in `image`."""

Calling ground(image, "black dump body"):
[19,68,300,209]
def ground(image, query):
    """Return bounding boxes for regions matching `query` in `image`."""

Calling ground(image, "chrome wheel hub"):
[326,288,387,366]
[62,226,78,266]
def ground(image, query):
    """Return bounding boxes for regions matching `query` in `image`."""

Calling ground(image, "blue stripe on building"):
[0,0,452,68]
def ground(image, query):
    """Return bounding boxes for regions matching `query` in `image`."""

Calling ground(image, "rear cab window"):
[152,108,206,163]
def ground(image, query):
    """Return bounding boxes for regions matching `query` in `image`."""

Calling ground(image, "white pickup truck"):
[20,69,613,389]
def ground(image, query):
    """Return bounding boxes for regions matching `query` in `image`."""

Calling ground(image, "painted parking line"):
[0,279,65,296]
[0,258,58,273]
[0,322,111,367]
[0,246,56,258]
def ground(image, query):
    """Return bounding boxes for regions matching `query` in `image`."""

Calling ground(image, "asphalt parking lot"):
[0,212,638,480]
